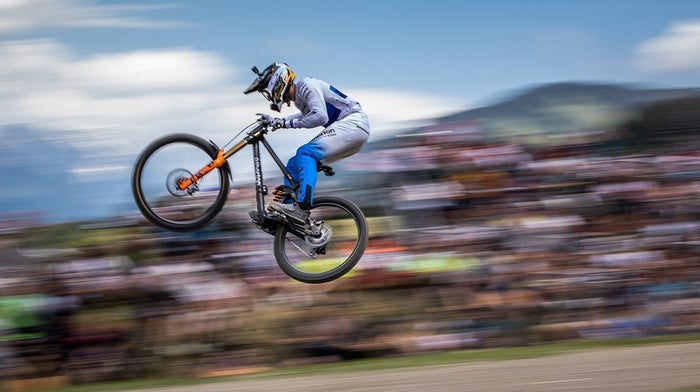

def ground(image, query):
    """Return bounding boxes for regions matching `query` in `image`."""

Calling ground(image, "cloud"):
[350,88,469,133]
[66,49,232,91]
[633,19,700,74]
[0,0,184,34]
[0,39,257,153]
[0,38,469,150]
[0,0,469,160]
[0,0,471,158]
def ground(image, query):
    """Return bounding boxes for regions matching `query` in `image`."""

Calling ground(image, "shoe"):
[267,201,310,223]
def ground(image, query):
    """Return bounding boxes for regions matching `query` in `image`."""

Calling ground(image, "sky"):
[1,0,700,219]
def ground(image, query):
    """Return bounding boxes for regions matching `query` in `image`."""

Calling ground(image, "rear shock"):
[271,185,293,203]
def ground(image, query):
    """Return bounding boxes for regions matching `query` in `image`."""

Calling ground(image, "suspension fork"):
[176,149,225,191]
[176,133,253,191]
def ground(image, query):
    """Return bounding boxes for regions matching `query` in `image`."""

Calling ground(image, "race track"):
[128,342,700,392]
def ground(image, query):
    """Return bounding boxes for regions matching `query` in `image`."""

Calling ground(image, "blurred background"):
[2,0,700,390]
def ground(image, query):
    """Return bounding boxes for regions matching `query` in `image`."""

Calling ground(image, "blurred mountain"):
[0,125,132,223]
[435,82,700,144]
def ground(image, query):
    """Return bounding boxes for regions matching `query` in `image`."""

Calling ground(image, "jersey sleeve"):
[284,111,303,127]
[285,79,328,129]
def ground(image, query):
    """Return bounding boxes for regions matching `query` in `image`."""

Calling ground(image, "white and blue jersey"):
[283,77,363,129]
[281,77,370,207]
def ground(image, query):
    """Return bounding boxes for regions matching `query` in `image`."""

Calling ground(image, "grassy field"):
[39,334,700,392]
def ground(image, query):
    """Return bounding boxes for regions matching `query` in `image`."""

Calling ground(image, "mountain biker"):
[244,62,370,223]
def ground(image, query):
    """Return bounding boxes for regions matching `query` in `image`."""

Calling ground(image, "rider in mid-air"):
[244,62,370,222]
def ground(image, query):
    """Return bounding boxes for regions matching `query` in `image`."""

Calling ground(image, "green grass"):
[39,334,700,392]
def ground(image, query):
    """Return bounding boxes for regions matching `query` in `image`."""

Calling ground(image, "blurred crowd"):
[2,122,700,389]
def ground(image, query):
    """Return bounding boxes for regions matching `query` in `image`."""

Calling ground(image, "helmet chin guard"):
[244,63,295,112]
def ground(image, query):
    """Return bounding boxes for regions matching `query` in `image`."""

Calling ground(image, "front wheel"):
[274,196,369,284]
[131,133,230,231]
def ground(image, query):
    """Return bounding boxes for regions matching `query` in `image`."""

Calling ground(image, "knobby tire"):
[273,196,369,283]
[131,133,230,232]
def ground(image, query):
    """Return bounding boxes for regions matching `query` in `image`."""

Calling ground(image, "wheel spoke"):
[287,237,313,258]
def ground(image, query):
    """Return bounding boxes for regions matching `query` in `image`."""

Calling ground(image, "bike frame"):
[176,123,298,216]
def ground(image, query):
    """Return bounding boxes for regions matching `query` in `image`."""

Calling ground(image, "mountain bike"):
[131,117,369,284]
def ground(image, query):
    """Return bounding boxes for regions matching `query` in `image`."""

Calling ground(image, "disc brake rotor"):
[305,222,332,248]
[166,168,196,197]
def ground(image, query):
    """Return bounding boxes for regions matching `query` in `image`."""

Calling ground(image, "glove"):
[271,117,286,129]
[256,113,287,129]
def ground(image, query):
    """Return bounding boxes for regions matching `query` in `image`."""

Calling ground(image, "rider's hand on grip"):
[256,113,286,130]
[271,117,286,130]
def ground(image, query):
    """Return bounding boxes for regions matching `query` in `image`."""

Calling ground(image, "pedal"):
[249,210,264,225]
[249,210,278,235]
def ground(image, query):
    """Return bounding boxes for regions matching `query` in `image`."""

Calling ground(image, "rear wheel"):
[131,134,230,231]
[273,196,369,283]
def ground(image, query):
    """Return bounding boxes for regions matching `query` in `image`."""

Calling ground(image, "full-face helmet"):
[243,63,295,112]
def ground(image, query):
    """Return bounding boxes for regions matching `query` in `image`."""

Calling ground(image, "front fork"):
[177,149,227,191]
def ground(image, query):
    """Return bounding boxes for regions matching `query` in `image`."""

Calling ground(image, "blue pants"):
[284,112,370,208]
[285,144,323,207]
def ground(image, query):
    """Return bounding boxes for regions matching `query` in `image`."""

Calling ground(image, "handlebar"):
[255,114,284,131]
